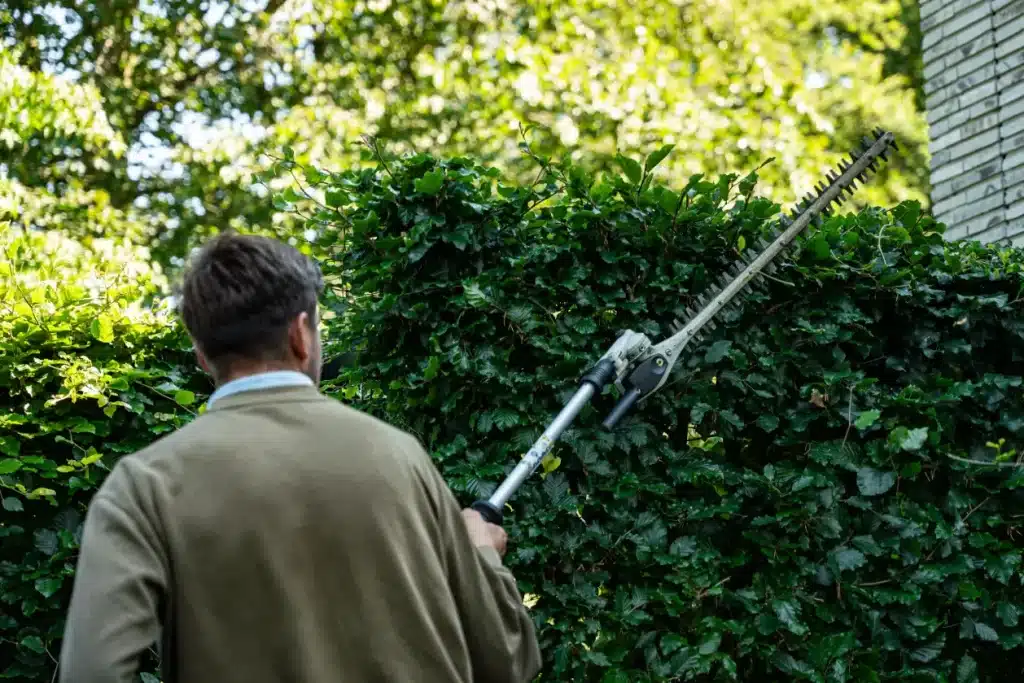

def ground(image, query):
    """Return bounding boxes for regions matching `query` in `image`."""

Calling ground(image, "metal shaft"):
[486,383,596,510]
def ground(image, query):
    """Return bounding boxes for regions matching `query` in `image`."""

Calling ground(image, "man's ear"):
[288,312,312,363]
[194,346,212,375]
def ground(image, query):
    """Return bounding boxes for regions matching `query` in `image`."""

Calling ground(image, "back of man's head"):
[176,232,325,383]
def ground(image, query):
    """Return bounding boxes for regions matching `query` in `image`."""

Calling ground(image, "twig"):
[856,579,892,587]
[139,383,198,417]
[944,453,1023,468]
[876,226,890,267]
[757,271,796,288]
[361,135,393,178]
[841,389,854,448]
[962,496,992,526]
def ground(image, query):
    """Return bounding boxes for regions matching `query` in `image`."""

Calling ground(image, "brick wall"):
[922,0,1024,243]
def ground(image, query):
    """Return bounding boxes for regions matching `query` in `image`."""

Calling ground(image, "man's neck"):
[215,363,304,389]
[206,367,316,409]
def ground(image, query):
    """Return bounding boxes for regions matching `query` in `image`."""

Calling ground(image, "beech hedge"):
[3,147,1024,682]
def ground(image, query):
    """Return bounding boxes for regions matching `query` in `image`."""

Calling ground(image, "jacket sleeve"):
[413,441,542,683]
[59,468,168,683]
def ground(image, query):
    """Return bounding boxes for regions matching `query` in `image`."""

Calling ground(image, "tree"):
[1,0,928,268]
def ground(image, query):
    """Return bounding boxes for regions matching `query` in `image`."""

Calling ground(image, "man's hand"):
[461,508,508,557]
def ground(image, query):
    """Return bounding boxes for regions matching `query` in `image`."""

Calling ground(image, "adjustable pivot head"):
[580,329,652,390]
[600,330,692,429]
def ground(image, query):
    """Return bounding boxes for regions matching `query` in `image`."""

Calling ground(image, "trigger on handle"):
[601,386,643,430]
[471,499,504,526]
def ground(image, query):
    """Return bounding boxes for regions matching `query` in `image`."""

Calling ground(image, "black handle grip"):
[601,386,643,430]
[471,499,504,526]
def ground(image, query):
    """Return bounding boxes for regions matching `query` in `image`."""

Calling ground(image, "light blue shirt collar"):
[207,370,315,408]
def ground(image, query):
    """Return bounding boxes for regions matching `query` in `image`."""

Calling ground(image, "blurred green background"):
[1,0,929,269]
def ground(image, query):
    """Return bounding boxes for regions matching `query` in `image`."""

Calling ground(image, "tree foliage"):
[0,0,927,267]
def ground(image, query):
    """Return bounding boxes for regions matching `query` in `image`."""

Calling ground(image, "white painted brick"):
[1002,113,1024,138]
[925,18,994,64]
[996,41,1024,64]
[1004,147,1024,171]
[929,111,1000,153]
[964,211,1005,237]
[921,0,986,31]
[997,64,1024,91]
[933,177,1003,215]
[993,0,1024,13]
[928,66,997,110]
[924,2,994,51]
[1000,79,1024,107]
[1002,131,1024,154]
[1000,94,1024,122]
[1006,163,1024,188]
[932,145,1001,185]
[1005,180,1024,204]
[928,79,999,124]
[927,36,997,80]
[918,0,945,20]
[1007,198,1024,220]
[925,48,997,96]
[973,223,1009,243]
[964,143,1003,171]
[944,223,970,240]
[932,159,1003,202]
[995,15,1024,44]
[945,208,1004,236]
[926,32,996,73]
[1010,231,1024,246]
[930,95,1000,136]
[933,160,966,186]
[931,128,1000,167]
[995,0,1024,23]
[942,192,1006,224]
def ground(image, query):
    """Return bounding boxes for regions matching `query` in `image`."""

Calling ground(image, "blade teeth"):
[756,238,769,250]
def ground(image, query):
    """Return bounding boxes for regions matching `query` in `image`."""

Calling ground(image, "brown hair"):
[176,232,324,372]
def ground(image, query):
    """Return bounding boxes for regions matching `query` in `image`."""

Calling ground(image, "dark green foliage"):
[0,230,206,681]
[284,149,1024,681]
[3,147,1024,682]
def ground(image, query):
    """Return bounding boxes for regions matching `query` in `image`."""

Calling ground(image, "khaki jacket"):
[59,385,541,683]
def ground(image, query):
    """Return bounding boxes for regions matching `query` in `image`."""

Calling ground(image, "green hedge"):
[277,149,1024,681]
[3,146,1024,682]
[0,229,204,681]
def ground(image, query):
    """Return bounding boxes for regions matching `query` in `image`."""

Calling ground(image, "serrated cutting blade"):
[659,129,897,350]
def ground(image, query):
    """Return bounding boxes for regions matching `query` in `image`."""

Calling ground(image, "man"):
[59,232,542,683]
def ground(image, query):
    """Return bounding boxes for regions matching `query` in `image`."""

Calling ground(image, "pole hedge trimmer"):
[471,129,899,526]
